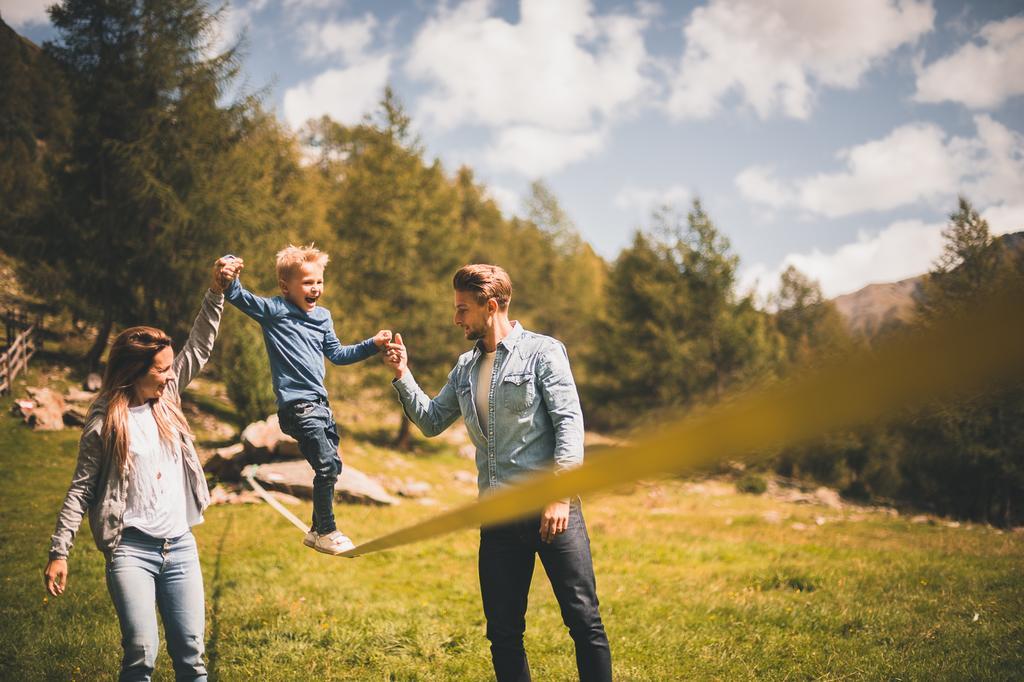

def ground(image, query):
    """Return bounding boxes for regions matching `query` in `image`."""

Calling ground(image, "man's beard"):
[465,327,485,341]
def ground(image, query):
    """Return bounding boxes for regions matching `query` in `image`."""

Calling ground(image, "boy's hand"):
[383,333,408,379]
[373,329,393,350]
[211,255,244,293]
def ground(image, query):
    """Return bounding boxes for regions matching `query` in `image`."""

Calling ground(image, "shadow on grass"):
[206,511,234,681]
[183,390,247,430]
[352,425,454,458]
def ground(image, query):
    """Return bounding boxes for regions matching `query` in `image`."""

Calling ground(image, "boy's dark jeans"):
[479,503,612,682]
[278,398,341,535]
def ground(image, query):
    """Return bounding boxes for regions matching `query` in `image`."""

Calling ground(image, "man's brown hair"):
[453,264,512,310]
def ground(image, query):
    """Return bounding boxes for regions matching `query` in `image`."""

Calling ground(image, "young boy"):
[222,245,391,555]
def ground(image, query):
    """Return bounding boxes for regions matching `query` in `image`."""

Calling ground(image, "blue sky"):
[7,0,1023,298]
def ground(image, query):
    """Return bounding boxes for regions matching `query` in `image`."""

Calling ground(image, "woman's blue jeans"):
[105,528,207,681]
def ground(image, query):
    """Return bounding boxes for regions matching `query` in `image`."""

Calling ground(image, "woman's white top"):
[122,402,201,538]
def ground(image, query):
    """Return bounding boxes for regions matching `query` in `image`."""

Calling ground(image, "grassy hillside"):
[1,360,1022,680]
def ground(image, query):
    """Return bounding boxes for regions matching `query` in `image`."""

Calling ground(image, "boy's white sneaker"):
[303,530,317,548]
[308,530,355,555]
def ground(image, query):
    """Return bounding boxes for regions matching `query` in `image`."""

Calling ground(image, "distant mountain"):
[833,276,924,338]
[832,231,1024,338]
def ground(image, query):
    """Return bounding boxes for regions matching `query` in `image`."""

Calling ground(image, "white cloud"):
[735,165,793,209]
[613,184,690,212]
[738,115,1024,218]
[2,0,50,27]
[915,16,1024,109]
[741,198,1024,301]
[484,126,607,177]
[407,0,651,131]
[668,0,934,120]
[982,202,1024,236]
[282,55,391,129]
[740,218,947,299]
[484,184,520,216]
[405,0,652,177]
[302,14,377,63]
[204,0,270,59]
[798,122,959,217]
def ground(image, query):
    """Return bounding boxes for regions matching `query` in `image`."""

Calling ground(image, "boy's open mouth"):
[305,296,318,305]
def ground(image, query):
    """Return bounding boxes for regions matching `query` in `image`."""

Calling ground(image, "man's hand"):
[539,499,570,543]
[44,558,68,597]
[211,255,244,293]
[373,329,393,350]
[383,333,408,379]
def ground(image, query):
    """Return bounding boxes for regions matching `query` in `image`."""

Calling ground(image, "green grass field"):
[1,370,1022,680]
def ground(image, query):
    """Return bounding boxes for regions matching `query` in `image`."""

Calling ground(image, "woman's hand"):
[210,256,244,293]
[44,558,68,596]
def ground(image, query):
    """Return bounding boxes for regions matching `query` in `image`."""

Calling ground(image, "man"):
[383,264,612,682]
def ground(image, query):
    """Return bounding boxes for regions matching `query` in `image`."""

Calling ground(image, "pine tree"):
[33,0,262,367]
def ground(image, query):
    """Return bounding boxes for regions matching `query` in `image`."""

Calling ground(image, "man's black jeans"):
[478,503,612,682]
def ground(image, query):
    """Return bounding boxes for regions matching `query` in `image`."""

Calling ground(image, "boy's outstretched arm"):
[323,322,390,365]
[221,257,275,323]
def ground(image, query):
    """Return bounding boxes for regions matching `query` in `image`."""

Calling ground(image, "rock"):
[790,522,808,531]
[241,415,300,461]
[62,407,87,427]
[83,373,102,391]
[761,510,785,524]
[12,399,35,419]
[250,460,399,506]
[583,432,629,450]
[269,491,302,506]
[910,514,934,525]
[209,484,264,505]
[23,387,66,430]
[202,443,248,481]
[64,388,97,404]
[813,487,843,510]
[453,470,476,484]
[397,480,432,498]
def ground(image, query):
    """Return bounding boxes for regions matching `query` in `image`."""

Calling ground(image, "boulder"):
[813,486,843,510]
[202,443,248,481]
[250,460,399,506]
[396,480,432,498]
[62,407,87,427]
[241,415,300,460]
[64,388,97,404]
[12,399,36,420]
[452,470,476,484]
[23,387,66,430]
[83,373,102,392]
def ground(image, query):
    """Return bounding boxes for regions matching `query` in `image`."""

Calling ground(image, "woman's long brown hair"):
[98,326,193,471]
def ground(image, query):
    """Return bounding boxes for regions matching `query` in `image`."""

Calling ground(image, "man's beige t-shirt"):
[475,350,497,432]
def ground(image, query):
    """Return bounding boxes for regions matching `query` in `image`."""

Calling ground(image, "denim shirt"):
[393,322,585,494]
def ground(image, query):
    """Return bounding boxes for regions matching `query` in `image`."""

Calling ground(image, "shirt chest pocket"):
[502,372,537,413]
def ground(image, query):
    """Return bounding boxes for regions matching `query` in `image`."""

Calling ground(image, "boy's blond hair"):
[276,244,330,281]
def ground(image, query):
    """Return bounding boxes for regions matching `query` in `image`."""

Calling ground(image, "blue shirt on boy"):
[223,278,378,406]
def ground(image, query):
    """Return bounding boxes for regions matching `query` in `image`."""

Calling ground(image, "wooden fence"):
[0,310,41,395]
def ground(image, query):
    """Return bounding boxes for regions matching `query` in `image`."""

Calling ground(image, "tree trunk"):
[394,414,412,451]
[85,312,114,372]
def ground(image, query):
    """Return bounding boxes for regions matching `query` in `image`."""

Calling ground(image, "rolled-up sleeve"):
[49,429,103,560]
[536,341,585,473]
[392,369,462,438]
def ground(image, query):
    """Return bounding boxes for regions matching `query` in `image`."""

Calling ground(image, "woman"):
[44,257,241,681]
